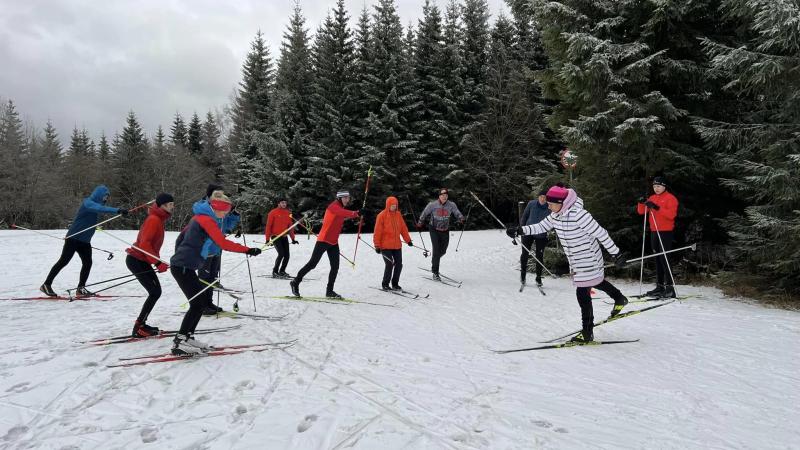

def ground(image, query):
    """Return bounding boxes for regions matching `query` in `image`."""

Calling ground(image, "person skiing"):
[125,193,174,337]
[170,193,261,355]
[194,185,240,315]
[507,185,628,342]
[40,185,129,297]
[265,197,298,278]
[416,188,464,280]
[519,189,550,286]
[290,191,366,299]
[373,196,413,290]
[637,176,679,298]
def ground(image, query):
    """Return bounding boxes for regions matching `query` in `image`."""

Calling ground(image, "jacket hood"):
[553,189,581,217]
[384,196,399,211]
[90,185,110,203]
[149,203,171,220]
[192,199,216,219]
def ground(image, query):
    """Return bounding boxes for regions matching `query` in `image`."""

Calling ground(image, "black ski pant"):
[650,231,674,285]
[126,255,161,323]
[171,266,213,335]
[295,242,339,291]
[576,280,626,337]
[273,236,290,273]
[380,249,403,288]
[44,238,93,287]
[520,235,547,281]
[199,254,221,285]
[429,229,449,274]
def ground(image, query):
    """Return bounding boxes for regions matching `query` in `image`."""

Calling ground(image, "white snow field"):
[0,228,798,449]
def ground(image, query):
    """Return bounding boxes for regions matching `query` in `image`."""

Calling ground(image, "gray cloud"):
[0,0,507,145]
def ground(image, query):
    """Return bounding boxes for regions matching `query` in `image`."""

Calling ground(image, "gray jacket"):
[520,200,550,238]
[419,200,464,232]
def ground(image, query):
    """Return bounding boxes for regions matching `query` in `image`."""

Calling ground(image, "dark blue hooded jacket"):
[66,185,120,242]
[520,199,550,238]
[191,199,241,258]
[171,201,249,270]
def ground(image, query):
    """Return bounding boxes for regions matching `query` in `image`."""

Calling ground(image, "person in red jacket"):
[265,197,299,278]
[374,196,413,290]
[290,191,366,299]
[637,176,679,298]
[125,193,174,337]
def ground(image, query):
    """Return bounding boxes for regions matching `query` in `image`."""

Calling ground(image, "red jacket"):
[373,196,411,250]
[265,207,296,240]
[126,204,170,264]
[317,200,359,245]
[637,191,678,232]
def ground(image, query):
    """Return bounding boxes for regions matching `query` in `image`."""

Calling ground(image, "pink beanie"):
[546,185,569,204]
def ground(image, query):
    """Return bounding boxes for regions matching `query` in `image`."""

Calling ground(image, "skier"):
[194,186,240,315]
[170,193,261,355]
[290,191,366,298]
[637,176,679,298]
[416,188,464,280]
[265,196,299,278]
[373,196,413,290]
[125,193,174,337]
[520,189,550,286]
[40,185,129,297]
[507,185,628,342]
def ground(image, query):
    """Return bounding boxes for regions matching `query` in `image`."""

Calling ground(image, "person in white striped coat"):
[507,184,628,342]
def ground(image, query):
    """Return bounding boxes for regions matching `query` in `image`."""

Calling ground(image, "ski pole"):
[605,243,697,268]
[11,224,115,259]
[295,217,357,266]
[65,199,154,240]
[68,276,139,301]
[241,233,257,312]
[357,236,396,264]
[352,166,373,265]
[69,270,148,290]
[404,194,429,257]
[455,203,474,252]
[649,211,678,294]
[638,205,648,296]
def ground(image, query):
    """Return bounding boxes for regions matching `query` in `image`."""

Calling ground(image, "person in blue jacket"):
[40,185,128,297]
[519,189,550,286]
[194,185,240,314]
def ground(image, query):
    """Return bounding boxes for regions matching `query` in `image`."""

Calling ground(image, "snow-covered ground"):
[0,228,797,449]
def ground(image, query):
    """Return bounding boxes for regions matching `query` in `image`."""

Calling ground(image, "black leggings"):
[576,280,626,335]
[295,242,339,291]
[171,266,213,335]
[520,235,547,279]
[273,236,290,272]
[45,238,93,287]
[380,249,403,287]
[429,230,450,274]
[126,255,161,323]
[199,255,221,284]
[650,231,674,285]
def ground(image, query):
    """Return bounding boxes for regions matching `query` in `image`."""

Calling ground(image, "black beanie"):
[156,192,174,207]
[652,176,667,187]
[538,189,548,196]
[206,183,223,199]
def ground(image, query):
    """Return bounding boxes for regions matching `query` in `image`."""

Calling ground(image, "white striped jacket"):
[521,189,619,287]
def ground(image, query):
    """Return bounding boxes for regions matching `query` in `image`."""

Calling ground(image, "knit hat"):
[538,189,548,197]
[155,192,174,207]
[545,185,569,204]
[209,191,232,212]
[205,183,223,199]
[277,194,288,203]
[652,176,667,187]
[336,190,350,199]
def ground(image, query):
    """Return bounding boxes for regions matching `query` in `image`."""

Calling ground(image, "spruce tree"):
[187,112,203,156]
[201,111,224,181]
[170,113,188,149]
[230,30,274,159]
[26,121,65,226]
[112,111,152,215]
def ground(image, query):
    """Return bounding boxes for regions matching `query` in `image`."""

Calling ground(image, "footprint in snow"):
[5,382,30,393]
[554,427,568,434]
[297,414,318,433]
[532,420,552,429]
[140,427,158,443]
[2,425,28,442]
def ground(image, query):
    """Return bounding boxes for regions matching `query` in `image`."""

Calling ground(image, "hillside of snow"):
[0,229,798,449]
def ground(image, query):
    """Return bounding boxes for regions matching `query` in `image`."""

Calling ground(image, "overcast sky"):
[0,0,507,145]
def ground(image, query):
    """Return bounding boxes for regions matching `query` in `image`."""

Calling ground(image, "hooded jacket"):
[66,185,120,242]
[520,199,550,237]
[637,191,678,232]
[265,207,296,240]
[419,199,464,232]
[126,204,170,264]
[521,189,619,287]
[191,199,241,258]
[317,199,359,245]
[373,197,412,250]
[171,201,249,270]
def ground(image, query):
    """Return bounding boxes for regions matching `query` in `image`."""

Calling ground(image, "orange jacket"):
[637,191,678,232]
[373,196,411,250]
[318,199,359,245]
[265,207,296,240]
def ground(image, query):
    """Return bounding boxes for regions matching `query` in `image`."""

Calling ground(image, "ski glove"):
[235,228,242,238]
[291,239,299,245]
[612,252,628,268]
[246,247,262,256]
[506,226,521,239]
[118,208,129,216]
[637,197,647,204]
[375,247,381,254]
[156,262,169,273]
[407,241,413,247]
[644,201,659,210]
[415,222,425,231]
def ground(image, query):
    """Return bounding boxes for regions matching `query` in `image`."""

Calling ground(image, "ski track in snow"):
[1,229,799,449]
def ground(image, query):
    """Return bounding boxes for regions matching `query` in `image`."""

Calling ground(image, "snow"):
[0,228,798,449]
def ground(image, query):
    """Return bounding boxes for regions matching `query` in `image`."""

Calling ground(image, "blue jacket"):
[192,199,241,258]
[66,185,120,242]
[172,201,248,270]
[520,200,550,238]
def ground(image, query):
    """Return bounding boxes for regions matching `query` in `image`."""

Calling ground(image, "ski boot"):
[660,285,676,299]
[326,290,343,299]
[569,331,594,343]
[278,271,292,279]
[202,304,223,316]
[391,284,402,291]
[75,286,95,297]
[40,283,58,297]
[645,284,665,298]
[381,284,391,291]
[535,276,543,287]
[171,334,207,356]
[289,279,301,297]
[610,296,629,317]
[432,272,441,281]
[132,320,160,337]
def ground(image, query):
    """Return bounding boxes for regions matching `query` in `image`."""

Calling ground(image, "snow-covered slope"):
[0,229,797,449]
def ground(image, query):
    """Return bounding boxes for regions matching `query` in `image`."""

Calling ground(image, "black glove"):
[118,208,129,216]
[506,226,520,239]
[407,241,413,247]
[291,239,299,245]
[613,252,628,268]
[644,201,659,210]
[246,247,262,257]
[358,208,370,219]
[637,197,647,204]
[375,247,381,254]
[235,228,242,238]
[415,222,425,231]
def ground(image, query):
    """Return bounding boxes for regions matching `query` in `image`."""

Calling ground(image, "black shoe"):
[132,320,159,337]
[535,277,542,287]
[570,331,593,343]
[381,285,391,291]
[278,271,292,278]
[40,283,58,297]
[326,290,342,299]
[289,279,300,297]
[75,287,95,297]
[202,305,222,315]
[142,322,159,334]
[432,273,441,281]
[610,296,629,317]
[660,285,676,298]
[645,284,665,297]
[272,271,280,278]
[391,285,402,291]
